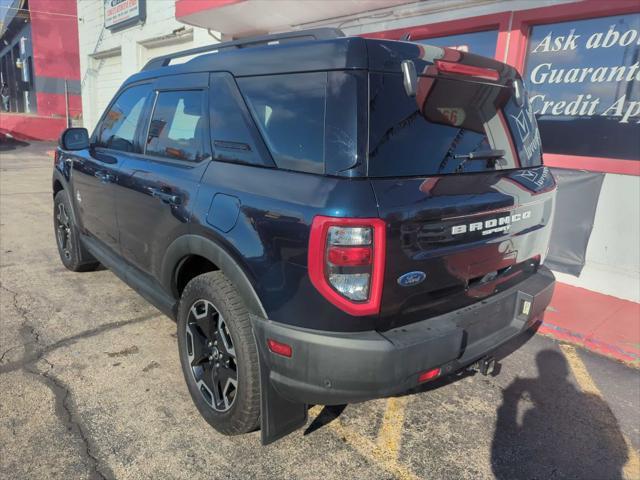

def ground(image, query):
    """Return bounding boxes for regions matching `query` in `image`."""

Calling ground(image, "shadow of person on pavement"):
[491,349,629,480]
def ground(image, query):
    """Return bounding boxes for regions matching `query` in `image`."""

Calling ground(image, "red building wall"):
[1,0,82,140]
[29,0,81,118]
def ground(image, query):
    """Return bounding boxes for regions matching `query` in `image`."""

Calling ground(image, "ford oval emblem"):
[397,271,426,287]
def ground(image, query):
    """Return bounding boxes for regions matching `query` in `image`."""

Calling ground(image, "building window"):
[524,13,640,161]
[417,30,499,58]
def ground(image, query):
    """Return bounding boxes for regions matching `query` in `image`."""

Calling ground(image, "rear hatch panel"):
[365,41,556,331]
[371,168,555,331]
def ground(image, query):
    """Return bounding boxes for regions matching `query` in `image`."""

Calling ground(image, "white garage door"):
[142,41,194,67]
[92,54,122,128]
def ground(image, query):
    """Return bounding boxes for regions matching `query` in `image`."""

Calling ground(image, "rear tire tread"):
[53,190,99,272]
[179,271,261,435]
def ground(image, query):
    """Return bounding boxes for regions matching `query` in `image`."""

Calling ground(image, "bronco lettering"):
[451,210,532,236]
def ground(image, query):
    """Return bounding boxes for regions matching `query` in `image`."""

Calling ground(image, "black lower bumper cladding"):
[253,266,555,444]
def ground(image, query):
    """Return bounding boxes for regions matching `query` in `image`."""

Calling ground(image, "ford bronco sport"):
[53,28,556,444]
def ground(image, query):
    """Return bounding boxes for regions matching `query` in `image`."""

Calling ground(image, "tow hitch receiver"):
[468,356,498,376]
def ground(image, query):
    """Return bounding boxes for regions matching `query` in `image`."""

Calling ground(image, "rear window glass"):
[238,72,326,174]
[368,73,542,177]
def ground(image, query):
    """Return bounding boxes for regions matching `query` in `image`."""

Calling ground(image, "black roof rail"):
[142,28,345,71]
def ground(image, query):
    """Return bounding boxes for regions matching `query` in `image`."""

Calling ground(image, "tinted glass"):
[238,72,326,174]
[417,30,498,58]
[146,90,207,162]
[96,84,151,152]
[368,73,542,177]
[210,74,271,166]
[325,70,368,174]
[524,13,640,161]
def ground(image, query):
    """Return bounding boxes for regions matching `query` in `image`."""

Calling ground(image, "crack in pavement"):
[1,281,159,479]
[25,358,115,480]
[0,342,33,364]
[1,283,40,344]
[0,312,159,374]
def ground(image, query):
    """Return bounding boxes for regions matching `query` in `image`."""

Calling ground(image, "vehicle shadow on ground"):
[0,135,30,152]
[491,349,628,479]
[304,404,347,435]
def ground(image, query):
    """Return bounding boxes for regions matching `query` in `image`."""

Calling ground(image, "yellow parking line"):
[378,397,409,458]
[309,404,419,480]
[560,344,640,480]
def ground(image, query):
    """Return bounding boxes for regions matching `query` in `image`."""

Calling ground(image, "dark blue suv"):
[53,29,556,444]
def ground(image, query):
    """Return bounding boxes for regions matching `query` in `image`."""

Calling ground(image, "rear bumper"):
[251,266,555,405]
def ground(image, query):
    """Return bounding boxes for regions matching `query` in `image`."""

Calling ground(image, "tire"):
[177,271,261,435]
[53,190,99,272]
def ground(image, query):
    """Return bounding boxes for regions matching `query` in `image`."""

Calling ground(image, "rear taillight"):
[327,246,372,267]
[308,216,386,316]
[435,60,499,81]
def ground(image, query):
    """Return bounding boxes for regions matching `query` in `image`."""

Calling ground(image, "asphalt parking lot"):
[1,139,639,480]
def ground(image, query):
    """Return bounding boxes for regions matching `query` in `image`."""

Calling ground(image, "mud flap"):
[258,349,308,445]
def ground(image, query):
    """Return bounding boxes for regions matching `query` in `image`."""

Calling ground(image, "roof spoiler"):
[142,28,345,71]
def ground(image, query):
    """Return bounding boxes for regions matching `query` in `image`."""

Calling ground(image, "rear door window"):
[368,73,542,177]
[145,90,208,162]
[238,72,326,174]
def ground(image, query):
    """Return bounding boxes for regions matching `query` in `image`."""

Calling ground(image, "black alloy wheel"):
[185,299,238,412]
[177,271,260,435]
[55,201,73,261]
[53,190,98,272]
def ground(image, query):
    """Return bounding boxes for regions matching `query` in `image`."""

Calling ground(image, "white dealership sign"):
[105,0,145,30]
[527,22,640,125]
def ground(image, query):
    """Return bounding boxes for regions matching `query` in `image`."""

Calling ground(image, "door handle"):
[94,171,114,183]
[150,187,182,206]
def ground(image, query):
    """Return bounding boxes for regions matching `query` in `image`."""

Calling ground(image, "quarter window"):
[210,74,271,167]
[146,90,207,162]
[238,72,327,174]
[95,84,151,152]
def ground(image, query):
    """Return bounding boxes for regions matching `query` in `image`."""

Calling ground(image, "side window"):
[210,74,272,167]
[238,72,327,174]
[96,84,151,152]
[146,90,207,162]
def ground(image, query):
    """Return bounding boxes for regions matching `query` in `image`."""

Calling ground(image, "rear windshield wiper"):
[453,149,505,172]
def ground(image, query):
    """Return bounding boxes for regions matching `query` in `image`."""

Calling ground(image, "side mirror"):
[60,128,89,151]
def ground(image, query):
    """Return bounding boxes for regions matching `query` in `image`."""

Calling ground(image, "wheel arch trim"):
[161,234,267,319]
[52,170,79,224]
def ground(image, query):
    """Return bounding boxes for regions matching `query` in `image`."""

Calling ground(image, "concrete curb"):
[540,282,640,367]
